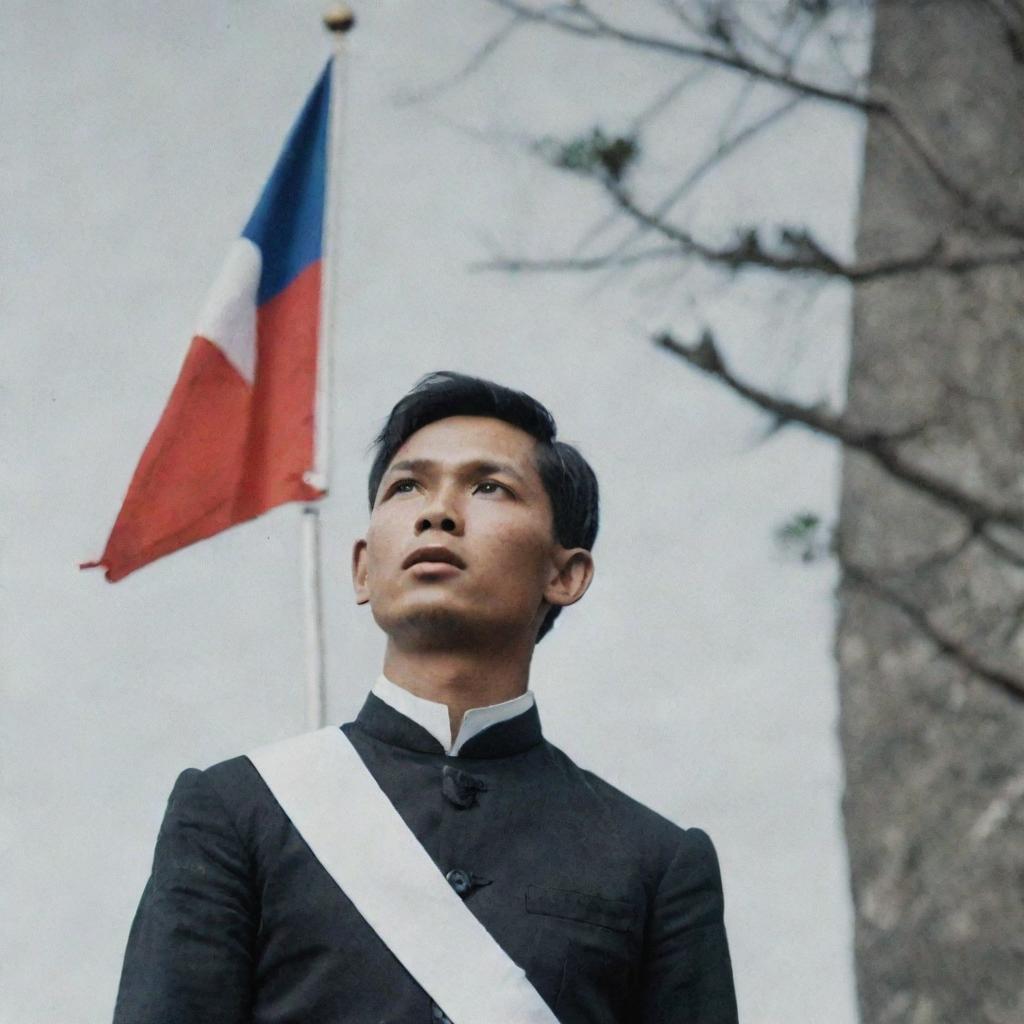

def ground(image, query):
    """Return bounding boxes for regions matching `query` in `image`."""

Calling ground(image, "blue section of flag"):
[243,62,330,305]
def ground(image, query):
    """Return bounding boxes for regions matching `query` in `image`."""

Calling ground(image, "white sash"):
[247,727,558,1024]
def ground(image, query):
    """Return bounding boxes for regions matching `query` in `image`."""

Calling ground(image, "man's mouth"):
[402,546,466,571]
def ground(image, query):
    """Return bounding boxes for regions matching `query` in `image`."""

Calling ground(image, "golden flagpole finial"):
[323,5,356,33]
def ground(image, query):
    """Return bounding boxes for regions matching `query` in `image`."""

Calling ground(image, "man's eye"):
[474,480,509,496]
[392,479,419,495]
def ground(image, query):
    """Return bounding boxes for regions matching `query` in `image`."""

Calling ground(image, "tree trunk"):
[838,1,1024,1020]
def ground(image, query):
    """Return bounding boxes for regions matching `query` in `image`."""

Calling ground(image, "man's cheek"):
[490,520,537,549]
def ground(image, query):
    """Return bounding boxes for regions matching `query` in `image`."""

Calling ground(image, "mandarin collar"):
[352,692,544,759]
[371,674,535,754]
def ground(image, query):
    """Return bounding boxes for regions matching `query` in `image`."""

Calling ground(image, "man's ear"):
[351,538,370,606]
[543,547,595,609]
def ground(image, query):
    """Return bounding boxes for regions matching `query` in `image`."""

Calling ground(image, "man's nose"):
[415,490,462,535]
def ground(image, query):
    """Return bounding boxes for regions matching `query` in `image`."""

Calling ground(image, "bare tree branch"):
[862,523,981,580]
[823,22,867,87]
[728,9,801,71]
[980,525,1024,570]
[484,0,882,112]
[866,97,1024,236]
[654,328,1024,532]
[606,179,1024,279]
[675,95,803,201]
[843,561,1024,703]
[572,93,802,262]
[631,66,712,132]
[395,13,525,105]
[485,0,1024,236]
[471,245,680,273]
[481,181,1024,282]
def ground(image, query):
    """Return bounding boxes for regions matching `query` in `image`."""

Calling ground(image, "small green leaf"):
[775,511,831,563]
[536,128,639,182]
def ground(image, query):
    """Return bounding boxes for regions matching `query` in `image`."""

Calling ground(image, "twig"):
[572,73,787,260]
[861,524,981,580]
[395,14,525,105]
[485,0,882,113]
[980,525,1024,570]
[654,328,1024,532]
[486,0,1024,237]
[471,245,680,273]
[605,182,1024,280]
[482,187,1024,283]
[843,561,1024,703]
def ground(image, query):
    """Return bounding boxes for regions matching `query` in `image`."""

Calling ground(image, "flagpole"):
[303,5,355,731]
[302,506,327,730]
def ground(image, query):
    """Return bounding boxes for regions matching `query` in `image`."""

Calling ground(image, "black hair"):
[368,371,599,641]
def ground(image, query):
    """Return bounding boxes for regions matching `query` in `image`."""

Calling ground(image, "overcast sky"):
[2,2,867,1020]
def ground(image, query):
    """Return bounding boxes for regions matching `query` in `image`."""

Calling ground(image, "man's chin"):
[377,605,482,650]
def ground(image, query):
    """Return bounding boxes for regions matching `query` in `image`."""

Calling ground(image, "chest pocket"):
[525,886,636,933]
[526,886,638,1023]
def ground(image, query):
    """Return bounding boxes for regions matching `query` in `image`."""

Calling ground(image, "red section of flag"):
[236,261,322,521]
[83,261,323,581]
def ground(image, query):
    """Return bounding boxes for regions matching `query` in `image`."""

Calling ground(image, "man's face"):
[352,415,591,648]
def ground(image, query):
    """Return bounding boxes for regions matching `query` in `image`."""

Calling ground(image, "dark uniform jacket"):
[113,694,739,1023]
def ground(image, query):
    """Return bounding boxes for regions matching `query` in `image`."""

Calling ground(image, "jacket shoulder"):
[201,751,265,797]
[172,751,286,854]
[540,740,720,872]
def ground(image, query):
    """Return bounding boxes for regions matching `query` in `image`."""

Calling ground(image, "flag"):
[83,63,332,581]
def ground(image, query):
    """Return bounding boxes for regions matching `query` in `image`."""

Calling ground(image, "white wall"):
[1,3,862,1021]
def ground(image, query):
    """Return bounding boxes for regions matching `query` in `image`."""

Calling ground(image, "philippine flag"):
[84,64,333,582]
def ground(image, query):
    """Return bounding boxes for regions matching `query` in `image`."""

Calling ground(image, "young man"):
[113,372,738,1023]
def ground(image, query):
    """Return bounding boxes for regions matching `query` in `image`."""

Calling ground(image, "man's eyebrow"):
[384,458,527,484]
[470,460,527,484]
[385,458,433,476]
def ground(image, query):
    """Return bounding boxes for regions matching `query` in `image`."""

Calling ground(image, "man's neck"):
[381,644,532,740]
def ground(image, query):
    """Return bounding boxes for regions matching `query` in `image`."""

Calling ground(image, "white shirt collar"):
[371,674,536,756]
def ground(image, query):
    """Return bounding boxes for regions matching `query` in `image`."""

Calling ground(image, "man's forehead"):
[387,415,540,472]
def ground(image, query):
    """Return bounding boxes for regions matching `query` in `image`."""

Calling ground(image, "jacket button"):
[442,765,488,808]
[431,1003,453,1023]
[445,868,472,895]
